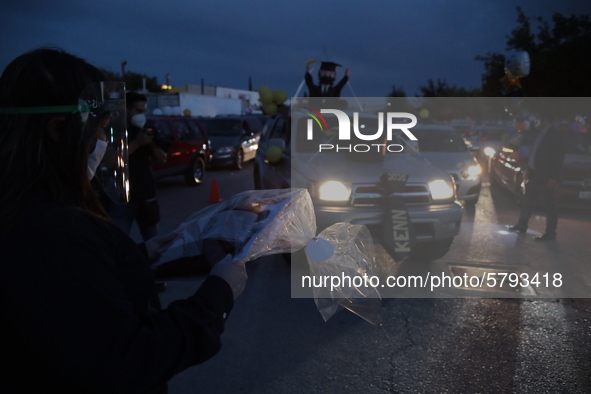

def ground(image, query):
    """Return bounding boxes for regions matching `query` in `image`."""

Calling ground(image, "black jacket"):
[0,193,233,393]
[128,124,158,202]
[527,124,566,183]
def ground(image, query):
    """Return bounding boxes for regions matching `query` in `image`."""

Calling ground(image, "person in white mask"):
[109,91,165,241]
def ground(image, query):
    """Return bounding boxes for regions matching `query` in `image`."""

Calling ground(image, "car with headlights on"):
[253,108,463,261]
[469,125,512,167]
[412,125,482,205]
[199,116,262,170]
[490,128,591,208]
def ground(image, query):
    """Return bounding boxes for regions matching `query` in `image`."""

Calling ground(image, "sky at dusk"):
[1,0,590,97]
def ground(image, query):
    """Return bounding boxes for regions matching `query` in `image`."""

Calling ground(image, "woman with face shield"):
[0,48,246,394]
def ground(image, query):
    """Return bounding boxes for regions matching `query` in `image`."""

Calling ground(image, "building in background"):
[144,84,261,117]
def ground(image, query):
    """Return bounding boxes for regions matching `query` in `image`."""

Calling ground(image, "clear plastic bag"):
[306,223,383,325]
[154,188,382,324]
[154,188,316,267]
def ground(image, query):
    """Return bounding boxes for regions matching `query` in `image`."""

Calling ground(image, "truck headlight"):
[461,164,482,180]
[429,179,454,200]
[318,181,352,201]
[483,147,496,158]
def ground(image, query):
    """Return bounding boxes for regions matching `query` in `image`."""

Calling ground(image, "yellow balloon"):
[273,89,287,105]
[258,85,271,95]
[266,145,283,163]
[262,103,277,115]
[258,86,274,105]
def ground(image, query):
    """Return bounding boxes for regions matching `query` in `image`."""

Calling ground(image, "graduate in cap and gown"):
[305,61,350,97]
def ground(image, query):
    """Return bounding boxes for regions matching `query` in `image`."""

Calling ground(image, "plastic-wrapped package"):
[154,188,316,267]
[306,223,383,325]
[154,188,382,324]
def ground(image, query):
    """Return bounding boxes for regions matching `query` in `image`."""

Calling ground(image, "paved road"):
[132,162,591,393]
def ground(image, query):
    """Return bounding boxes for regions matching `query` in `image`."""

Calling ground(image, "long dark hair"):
[0,48,108,242]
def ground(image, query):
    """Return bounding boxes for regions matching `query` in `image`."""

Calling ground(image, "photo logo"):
[303,108,328,134]
[303,109,418,153]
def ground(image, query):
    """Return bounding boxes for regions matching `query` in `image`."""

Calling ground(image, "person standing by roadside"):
[109,91,166,241]
[0,48,246,393]
[507,105,566,240]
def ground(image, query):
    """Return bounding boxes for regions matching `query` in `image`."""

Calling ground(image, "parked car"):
[469,125,512,164]
[489,128,591,208]
[145,115,211,186]
[253,108,463,261]
[242,114,267,144]
[412,125,482,205]
[215,114,266,139]
[199,116,262,169]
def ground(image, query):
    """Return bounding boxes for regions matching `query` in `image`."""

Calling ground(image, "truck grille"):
[351,184,431,206]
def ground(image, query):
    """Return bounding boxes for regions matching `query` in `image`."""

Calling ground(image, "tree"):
[388,84,406,97]
[474,52,505,97]
[99,68,122,82]
[418,78,481,97]
[123,70,161,92]
[414,79,484,121]
[477,7,591,96]
[419,78,449,97]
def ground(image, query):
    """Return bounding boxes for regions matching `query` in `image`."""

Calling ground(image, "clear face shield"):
[79,82,129,204]
[0,81,129,204]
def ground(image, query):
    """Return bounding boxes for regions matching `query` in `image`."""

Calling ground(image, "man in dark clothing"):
[507,117,566,240]
[305,61,350,98]
[110,92,165,241]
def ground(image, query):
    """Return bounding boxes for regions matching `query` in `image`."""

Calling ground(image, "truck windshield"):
[412,128,468,153]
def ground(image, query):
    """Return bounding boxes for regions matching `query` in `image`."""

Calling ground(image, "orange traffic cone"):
[209,178,222,203]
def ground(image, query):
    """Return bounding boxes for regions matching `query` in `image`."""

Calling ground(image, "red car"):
[145,115,211,186]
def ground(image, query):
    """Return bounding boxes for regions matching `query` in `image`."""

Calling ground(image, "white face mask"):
[131,113,146,128]
[87,139,108,180]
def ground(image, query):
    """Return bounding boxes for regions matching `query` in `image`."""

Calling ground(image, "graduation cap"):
[320,61,342,72]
